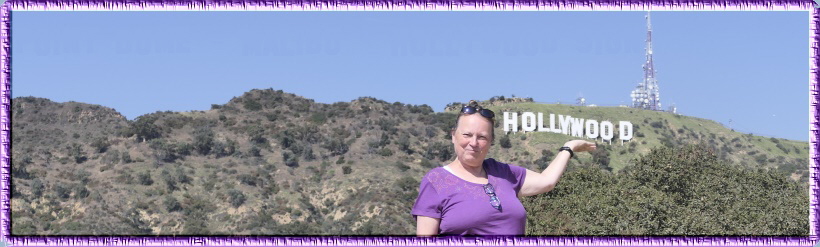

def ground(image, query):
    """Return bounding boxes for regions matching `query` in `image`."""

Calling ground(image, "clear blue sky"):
[11,11,809,141]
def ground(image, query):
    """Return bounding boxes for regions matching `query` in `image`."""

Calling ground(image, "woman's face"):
[452,114,493,167]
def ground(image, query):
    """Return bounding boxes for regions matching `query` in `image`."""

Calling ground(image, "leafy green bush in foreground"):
[524,144,808,236]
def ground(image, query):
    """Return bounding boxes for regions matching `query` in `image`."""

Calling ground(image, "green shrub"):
[283,151,299,168]
[264,112,278,122]
[423,142,453,162]
[249,146,261,157]
[193,128,215,155]
[394,162,410,172]
[246,125,267,145]
[397,135,412,154]
[590,146,611,171]
[162,170,178,192]
[310,112,327,124]
[65,143,87,164]
[54,184,71,199]
[137,171,154,186]
[12,156,31,179]
[90,137,110,153]
[500,135,512,148]
[30,179,44,197]
[116,171,135,184]
[210,140,234,158]
[419,158,436,169]
[227,189,246,208]
[243,99,262,111]
[72,184,89,199]
[176,142,193,157]
[149,139,179,163]
[164,196,182,212]
[12,220,36,235]
[175,167,192,184]
[776,143,790,154]
[303,146,316,161]
[121,152,133,164]
[102,150,121,165]
[132,115,162,141]
[378,148,394,157]
[238,174,257,186]
[755,154,768,165]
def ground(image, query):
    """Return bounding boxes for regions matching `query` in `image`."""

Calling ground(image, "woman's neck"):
[450,159,485,179]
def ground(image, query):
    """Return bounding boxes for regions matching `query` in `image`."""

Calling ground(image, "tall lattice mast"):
[631,11,662,111]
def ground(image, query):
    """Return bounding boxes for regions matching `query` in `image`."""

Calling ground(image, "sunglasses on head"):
[461,105,495,119]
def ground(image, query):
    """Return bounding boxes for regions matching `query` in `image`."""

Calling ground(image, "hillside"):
[9,89,810,235]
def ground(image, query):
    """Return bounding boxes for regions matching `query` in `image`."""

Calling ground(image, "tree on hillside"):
[132,115,162,142]
[193,127,215,155]
[149,139,179,163]
[91,137,111,153]
[130,115,162,142]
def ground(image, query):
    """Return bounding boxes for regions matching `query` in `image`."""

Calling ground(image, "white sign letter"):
[559,115,573,135]
[601,121,614,141]
[537,113,550,132]
[521,112,537,132]
[619,121,633,141]
[503,112,518,133]
[550,114,561,133]
[586,120,599,139]
[570,118,585,137]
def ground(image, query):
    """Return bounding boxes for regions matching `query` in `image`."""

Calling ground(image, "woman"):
[411,100,596,236]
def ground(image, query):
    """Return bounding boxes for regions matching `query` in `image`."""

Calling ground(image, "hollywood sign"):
[502,112,634,143]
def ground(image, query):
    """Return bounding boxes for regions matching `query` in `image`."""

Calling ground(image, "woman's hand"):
[563,140,597,153]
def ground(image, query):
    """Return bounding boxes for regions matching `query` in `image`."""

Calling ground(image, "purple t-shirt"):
[411,158,528,235]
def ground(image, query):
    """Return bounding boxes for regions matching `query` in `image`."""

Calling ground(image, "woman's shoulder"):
[420,166,448,181]
[484,158,525,173]
[418,166,455,193]
[484,158,512,168]
[422,165,446,174]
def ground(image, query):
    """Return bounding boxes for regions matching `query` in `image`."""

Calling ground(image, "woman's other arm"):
[416,216,441,236]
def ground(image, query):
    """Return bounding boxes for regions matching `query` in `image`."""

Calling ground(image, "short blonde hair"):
[453,100,496,143]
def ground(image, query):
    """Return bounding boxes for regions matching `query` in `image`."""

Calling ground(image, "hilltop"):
[9,89,809,235]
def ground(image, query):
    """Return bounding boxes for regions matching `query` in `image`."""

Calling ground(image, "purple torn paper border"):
[0,1,817,246]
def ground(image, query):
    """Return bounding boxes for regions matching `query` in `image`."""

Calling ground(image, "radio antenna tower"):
[630,11,662,111]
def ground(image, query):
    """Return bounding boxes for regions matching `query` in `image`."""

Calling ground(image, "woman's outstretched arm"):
[518,140,596,197]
